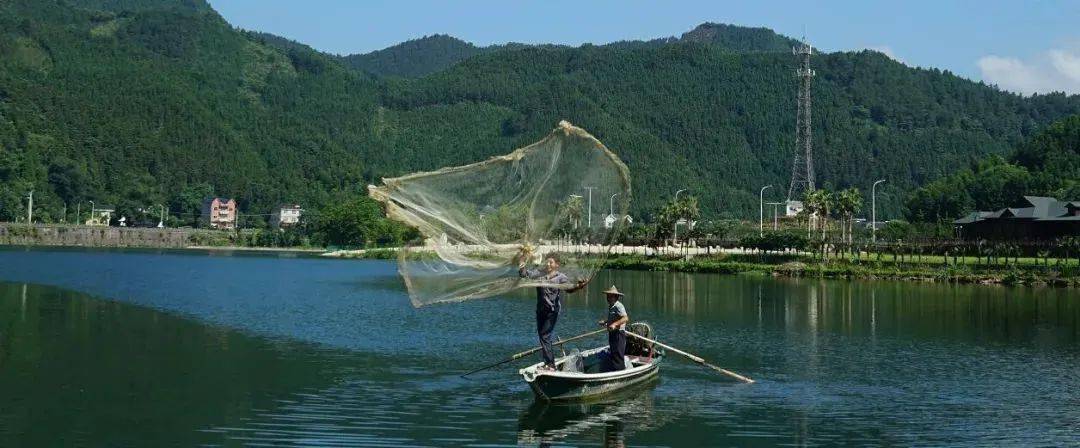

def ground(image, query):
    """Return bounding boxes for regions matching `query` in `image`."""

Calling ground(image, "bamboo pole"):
[461,328,607,377]
[622,330,754,383]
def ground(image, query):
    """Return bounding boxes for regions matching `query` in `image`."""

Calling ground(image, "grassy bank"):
[601,254,1080,287]
[330,247,1080,287]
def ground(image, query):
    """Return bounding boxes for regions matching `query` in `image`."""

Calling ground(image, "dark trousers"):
[606,329,627,371]
[536,308,559,367]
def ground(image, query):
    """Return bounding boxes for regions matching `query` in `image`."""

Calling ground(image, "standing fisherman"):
[519,253,588,371]
[598,285,629,371]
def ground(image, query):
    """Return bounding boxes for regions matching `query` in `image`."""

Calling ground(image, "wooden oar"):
[461,328,607,378]
[622,330,755,384]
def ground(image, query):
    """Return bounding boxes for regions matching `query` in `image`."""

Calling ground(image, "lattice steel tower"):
[787,38,816,201]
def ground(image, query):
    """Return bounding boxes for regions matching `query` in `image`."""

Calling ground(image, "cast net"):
[368,121,632,307]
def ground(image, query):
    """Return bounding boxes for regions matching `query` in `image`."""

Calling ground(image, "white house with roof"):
[271,204,302,229]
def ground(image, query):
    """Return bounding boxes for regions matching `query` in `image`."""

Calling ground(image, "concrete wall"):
[0,224,202,248]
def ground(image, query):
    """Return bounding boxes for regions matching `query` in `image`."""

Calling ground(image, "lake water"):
[0,247,1077,446]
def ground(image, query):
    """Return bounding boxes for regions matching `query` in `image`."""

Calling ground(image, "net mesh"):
[369,121,632,307]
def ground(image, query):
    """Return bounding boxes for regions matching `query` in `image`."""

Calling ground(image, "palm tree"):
[837,188,864,244]
[819,190,834,242]
[561,195,585,243]
[565,195,584,230]
[803,189,827,240]
[659,195,700,245]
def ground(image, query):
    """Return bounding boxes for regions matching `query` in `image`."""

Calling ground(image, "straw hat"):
[602,285,624,297]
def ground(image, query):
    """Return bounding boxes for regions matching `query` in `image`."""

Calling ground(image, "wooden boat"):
[519,325,663,401]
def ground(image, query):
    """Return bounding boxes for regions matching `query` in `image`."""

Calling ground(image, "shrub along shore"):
[601,254,1080,287]
[327,247,1080,287]
[6,224,1075,287]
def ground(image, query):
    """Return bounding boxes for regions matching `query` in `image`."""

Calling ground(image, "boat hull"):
[520,346,663,401]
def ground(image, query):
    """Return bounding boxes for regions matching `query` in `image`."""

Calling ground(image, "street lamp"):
[872,179,886,243]
[759,185,773,236]
[609,193,618,216]
[672,189,687,244]
[25,191,33,225]
[158,204,166,228]
[583,187,595,228]
[88,200,95,224]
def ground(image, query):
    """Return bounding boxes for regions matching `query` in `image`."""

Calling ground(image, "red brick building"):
[201,198,237,230]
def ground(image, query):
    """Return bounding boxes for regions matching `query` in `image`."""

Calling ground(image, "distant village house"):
[85,206,114,227]
[954,196,1080,240]
[201,198,237,230]
[785,200,804,217]
[271,204,302,229]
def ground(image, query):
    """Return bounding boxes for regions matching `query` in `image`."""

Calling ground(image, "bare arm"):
[604,314,629,331]
[566,277,589,293]
[518,262,540,279]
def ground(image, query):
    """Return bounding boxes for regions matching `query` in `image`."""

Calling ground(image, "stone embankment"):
[0,224,197,248]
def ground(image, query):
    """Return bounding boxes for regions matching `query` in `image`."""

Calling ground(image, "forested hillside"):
[904,114,1080,222]
[342,34,489,78]
[340,23,800,79]
[1,0,1078,226]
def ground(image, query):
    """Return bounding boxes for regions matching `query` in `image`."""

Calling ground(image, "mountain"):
[1,0,1079,226]
[342,34,488,78]
[679,22,799,52]
[341,23,799,80]
[389,44,1080,216]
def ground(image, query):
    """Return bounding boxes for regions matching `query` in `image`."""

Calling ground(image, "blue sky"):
[209,0,1080,95]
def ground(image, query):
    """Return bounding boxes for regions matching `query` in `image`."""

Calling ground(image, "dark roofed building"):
[954,196,1080,240]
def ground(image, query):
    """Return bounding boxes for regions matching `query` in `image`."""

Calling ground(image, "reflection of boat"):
[519,324,663,401]
[517,378,658,447]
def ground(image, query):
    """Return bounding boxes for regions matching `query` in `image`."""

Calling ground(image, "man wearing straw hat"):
[598,285,630,371]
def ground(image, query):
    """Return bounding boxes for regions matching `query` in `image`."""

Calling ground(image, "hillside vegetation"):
[904,114,1080,222]
[1,0,1078,226]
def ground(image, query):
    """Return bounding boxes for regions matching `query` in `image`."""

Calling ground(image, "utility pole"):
[872,179,886,243]
[584,187,595,228]
[25,191,33,225]
[768,202,784,230]
[759,185,773,236]
[76,202,81,226]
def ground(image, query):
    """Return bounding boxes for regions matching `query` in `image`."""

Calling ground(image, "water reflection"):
[517,378,658,447]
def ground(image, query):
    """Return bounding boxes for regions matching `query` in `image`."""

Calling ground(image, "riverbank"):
[326,247,1079,287]
[0,224,325,253]
[5,227,1076,287]
[602,254,1080,287]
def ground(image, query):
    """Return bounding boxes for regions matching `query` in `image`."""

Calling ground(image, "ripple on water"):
[2,251,1079,446]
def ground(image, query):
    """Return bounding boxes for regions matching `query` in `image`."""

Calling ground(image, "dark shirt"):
[520,267,570,312]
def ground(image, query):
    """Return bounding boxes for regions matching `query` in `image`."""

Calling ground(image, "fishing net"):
[626,322,654,357]
[560,349,585,373]
[369,121,632,307]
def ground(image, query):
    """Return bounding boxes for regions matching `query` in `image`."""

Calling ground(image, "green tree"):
[312,197,385,247]
[170,183,214,227]
[657,195,700,241]
[835,187,863,243]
